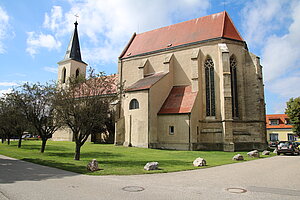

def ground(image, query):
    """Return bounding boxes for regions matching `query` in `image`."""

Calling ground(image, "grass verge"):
[0,140,274,175]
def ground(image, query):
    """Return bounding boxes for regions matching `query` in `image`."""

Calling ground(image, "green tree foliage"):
[0,93,29,147]
[285,97,300,137]
[0,98,11,144]
[55,70,117,160]
[15,82,62,152]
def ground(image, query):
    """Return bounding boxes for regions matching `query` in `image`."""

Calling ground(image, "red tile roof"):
[266,114,293,129]
[125,72,168,92]
[158,85,197,114]
[74,74,118,98]
[121,11,243,59]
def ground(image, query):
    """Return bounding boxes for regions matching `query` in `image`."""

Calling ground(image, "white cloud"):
[241,0,289,47]
[43,66,58,73]
[26,32,61,56]
[42,0,210,64]
[0,88,12,97]
[0,82,18,86]
[261,1,300,82]
[0,6,11,54]
[43,6,63,32]
[267,75,300,98]
[241,0,300,113]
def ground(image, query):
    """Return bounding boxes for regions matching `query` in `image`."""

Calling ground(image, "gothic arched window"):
[230,55,239,118]
[62,67,66,84]
[205,57,215,116]
[129,99,139,110]
[75,68,80,78]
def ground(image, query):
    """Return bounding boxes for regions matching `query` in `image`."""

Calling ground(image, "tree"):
[4,93,30,148]
[285,97,300,137]
[15,82,62,152]
[0,98,11,145]
[55,71,117,160]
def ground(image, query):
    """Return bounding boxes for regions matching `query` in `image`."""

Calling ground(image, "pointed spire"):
[59,21,86,64]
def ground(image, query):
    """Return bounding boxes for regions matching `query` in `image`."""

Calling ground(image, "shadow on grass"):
[46,151,123,158]
[19,143,69,152]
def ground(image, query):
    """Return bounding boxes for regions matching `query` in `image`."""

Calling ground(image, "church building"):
[115,11,267,151]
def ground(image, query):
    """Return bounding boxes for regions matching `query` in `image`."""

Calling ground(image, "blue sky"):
[0,0,300,114]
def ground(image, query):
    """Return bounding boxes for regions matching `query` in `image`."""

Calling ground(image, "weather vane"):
[74,14,79,21]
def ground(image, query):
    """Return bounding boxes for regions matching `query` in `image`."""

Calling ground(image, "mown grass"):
[0,140,274,175]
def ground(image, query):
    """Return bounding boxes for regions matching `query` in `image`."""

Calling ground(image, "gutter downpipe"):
[188,113,191,151]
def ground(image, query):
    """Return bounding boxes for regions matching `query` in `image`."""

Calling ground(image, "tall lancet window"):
[62,67,66,84]
[230,55,238,118]
[75,68,80,78]
[205,57,215,116]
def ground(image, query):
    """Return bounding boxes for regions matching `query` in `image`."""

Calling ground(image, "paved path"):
[0,154,299,200]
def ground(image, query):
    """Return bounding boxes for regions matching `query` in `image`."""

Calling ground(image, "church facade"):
[115,11,267,151]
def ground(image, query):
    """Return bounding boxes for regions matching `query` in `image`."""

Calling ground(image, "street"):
[0,154,299,200]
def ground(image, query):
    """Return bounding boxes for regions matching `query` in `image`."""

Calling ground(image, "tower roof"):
[59,21,86,65]
[120,11,244,59]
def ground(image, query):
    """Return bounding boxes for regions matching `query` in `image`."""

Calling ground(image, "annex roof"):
[120,11,243,59]
[266,114,293,129]
[158,85,197,114]
[125,72,168,92]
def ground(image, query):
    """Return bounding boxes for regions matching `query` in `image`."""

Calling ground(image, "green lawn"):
[0,140,273,175]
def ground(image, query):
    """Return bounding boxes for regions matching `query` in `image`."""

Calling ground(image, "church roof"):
[120,11,243,59]
[59,21,87,65]
[74,74,118,98]
[125,72,168,92]
[158,85,197,114]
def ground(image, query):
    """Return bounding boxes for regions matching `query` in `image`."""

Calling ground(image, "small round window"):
[129,99,139,110]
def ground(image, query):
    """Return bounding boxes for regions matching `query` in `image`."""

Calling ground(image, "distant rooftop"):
[266,114,293,129]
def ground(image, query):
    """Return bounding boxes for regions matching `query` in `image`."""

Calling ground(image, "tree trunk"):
[7,137,10,145]
[18,135,22,148]
[74,143,81,160]
[1,137,5,143]
[40,138,47,153]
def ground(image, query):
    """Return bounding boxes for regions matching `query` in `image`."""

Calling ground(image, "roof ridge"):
[221,11,226,37]
[136,11,225,36]
[223,11,243,41]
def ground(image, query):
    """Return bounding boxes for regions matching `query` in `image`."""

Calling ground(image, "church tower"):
[57,21,87,87]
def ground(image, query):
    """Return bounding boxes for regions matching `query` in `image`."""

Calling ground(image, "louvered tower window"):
[230,56,239,118]
[62,67,66,84]
[205,57,215,116]
[75,68,80,78]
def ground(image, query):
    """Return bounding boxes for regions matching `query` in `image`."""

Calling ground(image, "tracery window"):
[129,99,139,110]
[205,57,215,116]
[230,56,239,118]
[62,67,66,84]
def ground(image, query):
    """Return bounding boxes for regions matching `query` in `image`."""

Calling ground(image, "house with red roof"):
[266,114,297,142]
[115,11,267,151]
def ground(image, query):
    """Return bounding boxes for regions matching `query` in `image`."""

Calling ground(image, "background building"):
[266,114,298,142]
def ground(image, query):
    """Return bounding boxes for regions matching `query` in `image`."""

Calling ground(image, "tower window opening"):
[75,68,80,78]
[62,67,66,84]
